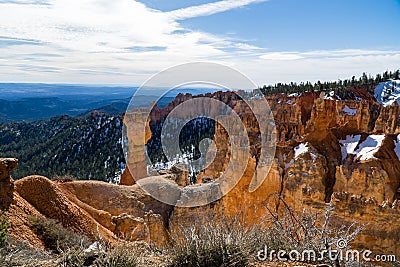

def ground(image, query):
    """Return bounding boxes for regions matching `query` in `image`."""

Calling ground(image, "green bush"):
[29,216,89,253]
[0,211,8,248]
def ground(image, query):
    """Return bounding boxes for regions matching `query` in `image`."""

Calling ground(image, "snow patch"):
[354,135,385,161]
[394,135,400,160]
[339,135,361,160]
[286,100,293,104]
[342,105,357,116]
[374,79,400,107]
[285,158,294,170]
[288,92,299,97]
[324,91,335,100]
[283,153,294,170]
[294,143,309,158]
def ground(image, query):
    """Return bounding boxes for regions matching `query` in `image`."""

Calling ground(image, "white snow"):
[354,135,385,161]
[287,100,293,104]
[339,135,361,160]
[285,158,294,170]
[342,105,357,116]
[374,79,400,107]
[340,134,385,161]
[288,92,299,97]
[294,143,309,158]
[283,153,294,170]
[324,91,335,100]
[394,134,400,160]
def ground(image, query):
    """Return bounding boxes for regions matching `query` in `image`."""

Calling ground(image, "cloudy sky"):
[1,0,399,86]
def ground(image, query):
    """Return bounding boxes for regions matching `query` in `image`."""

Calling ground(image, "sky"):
[0,0,399,86]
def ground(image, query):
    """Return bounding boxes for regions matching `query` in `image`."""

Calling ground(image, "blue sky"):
[178,0,400,51]
[0,0,399,85]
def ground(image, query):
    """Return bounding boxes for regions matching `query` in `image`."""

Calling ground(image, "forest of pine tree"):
[0,114,125,182]
[259,70,400,99]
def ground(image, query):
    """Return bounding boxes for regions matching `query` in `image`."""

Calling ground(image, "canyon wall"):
[137,91,400,255]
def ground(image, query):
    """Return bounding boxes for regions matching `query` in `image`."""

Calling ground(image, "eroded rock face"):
[0,158,18,180]
[142,92,400,254]
[282,143,327,208]
[120,110,152,186]
[0,158,18,210]
[112,213,148,241]
[58,179,172,246]
[15,176,116,242]
[6,172,172,247]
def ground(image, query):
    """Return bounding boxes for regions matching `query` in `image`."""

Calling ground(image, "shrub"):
[168,216,268,267]
[264,195,365,266]
[92,245,139,267]
[0,211,8,248]
[0,238,52,267]
[29,216,90,253]
[55,247,87,267]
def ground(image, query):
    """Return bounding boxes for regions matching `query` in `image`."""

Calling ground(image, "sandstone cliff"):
[120,90,400,256]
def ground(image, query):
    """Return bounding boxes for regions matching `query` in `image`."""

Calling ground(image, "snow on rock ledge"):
[294,142,316,159]
[294,143,309,158]
[354,135,385,161]
[342,105,357,116]
[339,134,386,162]
[394,134,400,160]
[339,135,361,161]
[374,79,400,107]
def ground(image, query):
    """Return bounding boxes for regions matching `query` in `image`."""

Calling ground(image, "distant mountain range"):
[0,83,219,122]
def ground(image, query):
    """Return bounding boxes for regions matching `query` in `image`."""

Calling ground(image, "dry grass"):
[0,238,53,267]
[167,216,268,267]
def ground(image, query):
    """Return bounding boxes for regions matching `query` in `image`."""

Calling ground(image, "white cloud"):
[260,52,304,61]
[0,0,399,86]
[0,0,267,84]
[248,49,400,85]
[166,0,268,20]
[260,49,400,61]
